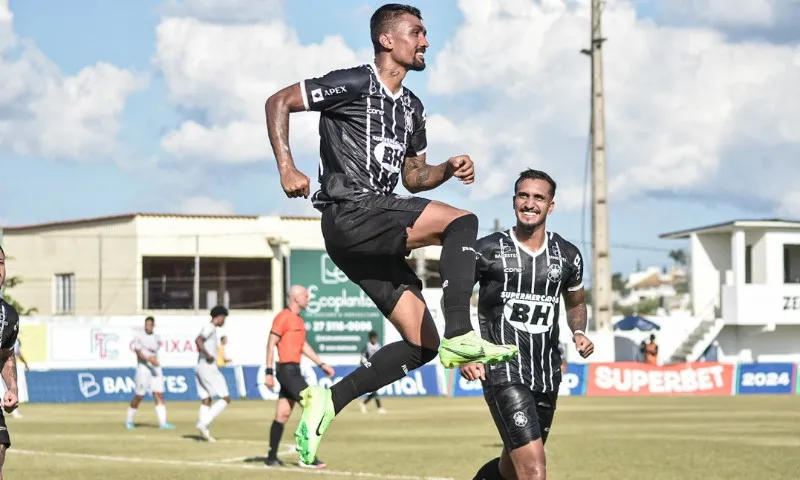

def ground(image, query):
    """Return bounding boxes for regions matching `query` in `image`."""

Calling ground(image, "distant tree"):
[668,249,688,266]
[2,260,38,315]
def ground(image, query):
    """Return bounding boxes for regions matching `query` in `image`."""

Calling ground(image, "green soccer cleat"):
[294,386,336,465]
[439,331,518,368]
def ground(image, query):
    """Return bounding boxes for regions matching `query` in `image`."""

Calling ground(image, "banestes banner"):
[290,250,384,354]
[736,363,796,395]
[26,367,239,403]
[586,362,734,396]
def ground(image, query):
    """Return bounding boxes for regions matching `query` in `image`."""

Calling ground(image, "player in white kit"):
[126,316,175,429]
[194,306,232,442]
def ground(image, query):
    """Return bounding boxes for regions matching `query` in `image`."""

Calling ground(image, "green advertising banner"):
[290,249,384,354]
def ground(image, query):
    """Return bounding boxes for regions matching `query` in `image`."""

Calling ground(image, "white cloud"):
[155,12,367,164]
[0,0,146,160]
[160,0,282,24]
[425,0,800,212]
[179,195,235,215]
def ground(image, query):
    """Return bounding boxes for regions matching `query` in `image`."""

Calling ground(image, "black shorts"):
[483,383,557,452]
[0,413,10,448]
[320,194,431,317]
[276,363,308,402]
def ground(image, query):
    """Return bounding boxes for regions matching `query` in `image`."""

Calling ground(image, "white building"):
[0,213,443,316]
[660,219,800,363]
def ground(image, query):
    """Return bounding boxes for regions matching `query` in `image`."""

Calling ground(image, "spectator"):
[644,334,659,365]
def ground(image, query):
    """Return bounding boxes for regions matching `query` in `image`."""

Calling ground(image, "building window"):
[745,245,752,284]
[142,256,272,310]
[142,257,196,310]
[54,273,75,314]
[785,245,800,284]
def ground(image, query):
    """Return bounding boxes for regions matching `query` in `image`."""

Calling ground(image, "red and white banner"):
[586,362,734,396]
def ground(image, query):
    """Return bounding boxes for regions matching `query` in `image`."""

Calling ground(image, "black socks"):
[440,213,479,339]
[330,340,437,414]
[267,420,284,460]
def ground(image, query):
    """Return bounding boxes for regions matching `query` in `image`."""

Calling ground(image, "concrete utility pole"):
[582,0,612,331]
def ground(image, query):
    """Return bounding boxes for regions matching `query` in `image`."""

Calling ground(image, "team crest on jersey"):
[547,264,563,282]
[401,93,412,107]
[405,109,414,133]
[513,411,528,427]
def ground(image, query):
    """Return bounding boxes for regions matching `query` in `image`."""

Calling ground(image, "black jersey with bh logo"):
[0,299,19,352]
[300,63,427,207]
[475,229,584,392]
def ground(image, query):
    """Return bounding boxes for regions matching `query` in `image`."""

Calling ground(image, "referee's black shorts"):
[320,193,431,317]
[483,382,558,452]
[276,363,308,402]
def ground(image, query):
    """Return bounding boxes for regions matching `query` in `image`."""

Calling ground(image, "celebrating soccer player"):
[265,3,518,464]
[0,245,20,480]
[464,170,595,480]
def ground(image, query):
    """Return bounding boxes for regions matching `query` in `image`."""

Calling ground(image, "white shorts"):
[195,361,229,400]
[135,364,165,396]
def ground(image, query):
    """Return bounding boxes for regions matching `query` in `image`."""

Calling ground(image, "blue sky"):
[2,0,799,279]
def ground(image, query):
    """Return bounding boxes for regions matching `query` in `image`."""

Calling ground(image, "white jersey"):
[133,331,161,366]
[197,322,219,364]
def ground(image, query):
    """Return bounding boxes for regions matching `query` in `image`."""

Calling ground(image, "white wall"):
[691,233,730,316]
[716,324,800,363]
[750,230,768,284]
[763,231,800,284]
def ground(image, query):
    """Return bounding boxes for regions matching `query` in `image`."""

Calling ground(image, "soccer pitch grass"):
[5,395,799,479]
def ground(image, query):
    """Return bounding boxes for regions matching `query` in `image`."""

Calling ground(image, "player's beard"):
[408,57,426,71]
[516,211,546,233]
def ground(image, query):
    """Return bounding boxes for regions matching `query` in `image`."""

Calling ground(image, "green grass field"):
[5,395,799,479]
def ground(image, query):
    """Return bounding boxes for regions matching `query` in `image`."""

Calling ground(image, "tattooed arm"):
[402,153,451,193]
[0,348,18,414]
[402,153,476,193]
[563,288,594,358]
[563,288,588,335]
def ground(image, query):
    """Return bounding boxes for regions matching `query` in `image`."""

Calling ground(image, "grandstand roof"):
[660,219,800,239]
[1,212,319,233]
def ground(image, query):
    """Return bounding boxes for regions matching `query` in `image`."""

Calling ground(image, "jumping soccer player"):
[194,306,232,443]
[359,331,386,414]
[126,316,175,430]
[464,170,595,480]
[264,285,334,469]
[265,3,517,464]
[0,245,20,479]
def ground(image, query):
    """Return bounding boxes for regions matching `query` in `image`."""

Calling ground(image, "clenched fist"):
[446,155,475,185]
[280,167,311,198]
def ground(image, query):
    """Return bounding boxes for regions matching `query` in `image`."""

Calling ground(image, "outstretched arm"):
[265,83,310,198]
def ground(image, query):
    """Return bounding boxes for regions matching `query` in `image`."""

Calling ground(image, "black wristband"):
[265,368,274,375]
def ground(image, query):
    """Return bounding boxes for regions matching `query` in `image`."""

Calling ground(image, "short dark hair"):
[144,316,155,323]
[370,4,422,53]
[514,169,557,198]
[210,305,229,318]
[369,330,378,338]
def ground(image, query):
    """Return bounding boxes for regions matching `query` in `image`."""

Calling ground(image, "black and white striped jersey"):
[299,63,427,207]
[475,229,584,392]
